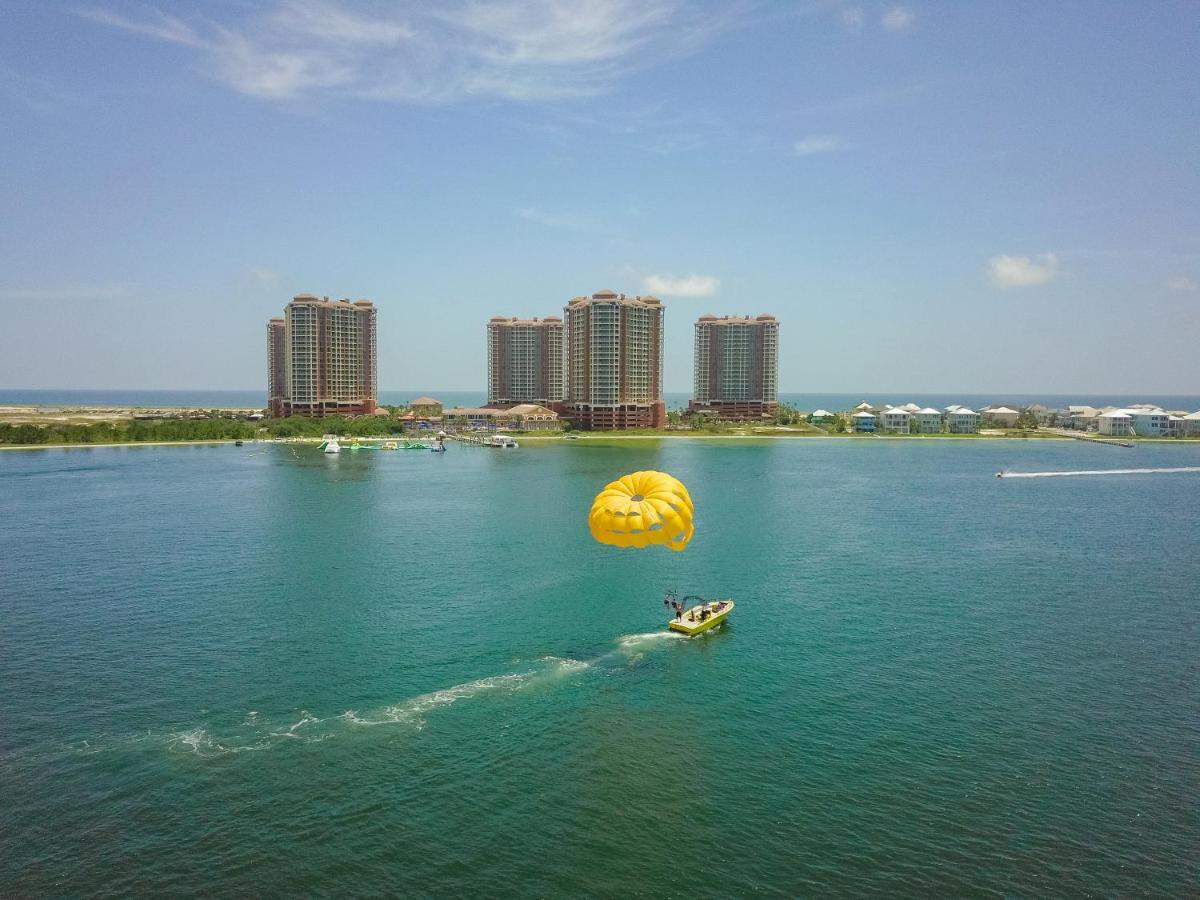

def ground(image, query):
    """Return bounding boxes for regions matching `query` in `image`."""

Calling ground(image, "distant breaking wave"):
[1000,466,1200,478]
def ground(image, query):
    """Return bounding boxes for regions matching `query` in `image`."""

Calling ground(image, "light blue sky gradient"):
[1,1,1196,393]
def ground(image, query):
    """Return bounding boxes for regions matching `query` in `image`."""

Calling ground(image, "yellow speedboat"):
[667,597,734,636]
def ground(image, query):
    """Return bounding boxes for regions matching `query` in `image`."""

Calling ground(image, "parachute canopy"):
[588,470,694,551]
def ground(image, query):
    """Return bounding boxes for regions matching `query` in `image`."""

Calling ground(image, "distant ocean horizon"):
[3,388,1199,413]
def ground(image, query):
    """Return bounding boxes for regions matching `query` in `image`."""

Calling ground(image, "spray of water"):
[999,466,1200,478]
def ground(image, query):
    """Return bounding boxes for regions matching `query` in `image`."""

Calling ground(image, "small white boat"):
[489,434,519,448]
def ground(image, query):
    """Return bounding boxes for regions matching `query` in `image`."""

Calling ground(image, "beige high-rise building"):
[267,318,286,416]
[690,314,779,420]
[487,316,564,406]
[266,294,377,417]
[564,290,665,429]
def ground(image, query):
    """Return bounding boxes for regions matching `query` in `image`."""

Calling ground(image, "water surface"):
[2,440,1197,896]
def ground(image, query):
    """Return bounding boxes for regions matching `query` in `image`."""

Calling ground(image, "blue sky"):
[1,0,1197,393]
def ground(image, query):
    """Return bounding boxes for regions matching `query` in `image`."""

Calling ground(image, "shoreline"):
[3,434,1197,451]
[0,439,242,451]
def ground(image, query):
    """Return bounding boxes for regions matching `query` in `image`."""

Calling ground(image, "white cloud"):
[1166,275,1199,292]
[793,134,849,156]
[248,266,283,285]
[80,0,728,103]
[841,7,864,31]
[987,253,1059,288]
[642,273,719,297]
[881,6,916,31]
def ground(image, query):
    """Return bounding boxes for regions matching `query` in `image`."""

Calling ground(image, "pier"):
[1049,429,1134,448]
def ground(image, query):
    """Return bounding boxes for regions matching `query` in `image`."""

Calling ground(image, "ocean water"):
[1,440,1198,896]
[3,388,1199,413]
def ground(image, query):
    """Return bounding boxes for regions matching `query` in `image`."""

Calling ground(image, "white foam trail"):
[168,727,272,756]
[538,655,591,672]
[1000,466,1200,478]
[345,672,535,728]
[158,630,690,754]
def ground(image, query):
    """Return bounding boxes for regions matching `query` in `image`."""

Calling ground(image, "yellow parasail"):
[588,470,694,551]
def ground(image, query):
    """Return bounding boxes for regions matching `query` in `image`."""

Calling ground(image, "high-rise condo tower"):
[564,290,665,430]
[487,316,564,406]
[690,314,779,420]
[266,294,377,417]
[267,317,286,417]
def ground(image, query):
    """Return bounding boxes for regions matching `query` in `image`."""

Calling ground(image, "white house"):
[1183,411,1200,436]
[914,408,942,433]
[901,402,922,413]
[947,408,981,433]
[1129,408,1171,436]
[809,409,836,423]
[879,408,912,434]
[1097,410,1133,435]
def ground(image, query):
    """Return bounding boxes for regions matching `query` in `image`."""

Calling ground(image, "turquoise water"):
[2,440,1198,896]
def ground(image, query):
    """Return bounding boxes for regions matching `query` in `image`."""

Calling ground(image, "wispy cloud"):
[1166,275,1199,292]
[248,266,283,286]
[881,6,916,32]
[841,7,865,31]
[80,0,730,104]
[793,134,850,156]
[0,285,127,301]
[642,273,720,297]
[988,253,1059,289]
[513,207,588,230]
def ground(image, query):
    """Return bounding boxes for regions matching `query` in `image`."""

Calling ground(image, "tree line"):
[0,414,414,445]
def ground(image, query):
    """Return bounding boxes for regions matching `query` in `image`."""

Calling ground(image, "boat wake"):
[999,466,1200,478]
[138,631,686,758]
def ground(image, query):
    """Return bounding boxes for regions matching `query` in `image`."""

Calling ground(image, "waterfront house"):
[914,408,943,433]
[879,408,912,434]
[1027,403,1053,424]
[809,409,836,423]
[982,406,1020,427]
[900,402,922,413]
[1097,410,1133,435]
[1181,411,1200,435]
[946,408,981,433]
[1064,406,1100,430]
[944,404,963,413]
[1129,408,1171,436]
[852,411,877,432]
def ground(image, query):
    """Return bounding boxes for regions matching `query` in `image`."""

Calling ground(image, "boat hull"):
[668,600,734,636]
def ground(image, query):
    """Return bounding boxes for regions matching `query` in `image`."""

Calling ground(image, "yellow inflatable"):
[588,470,694,551]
